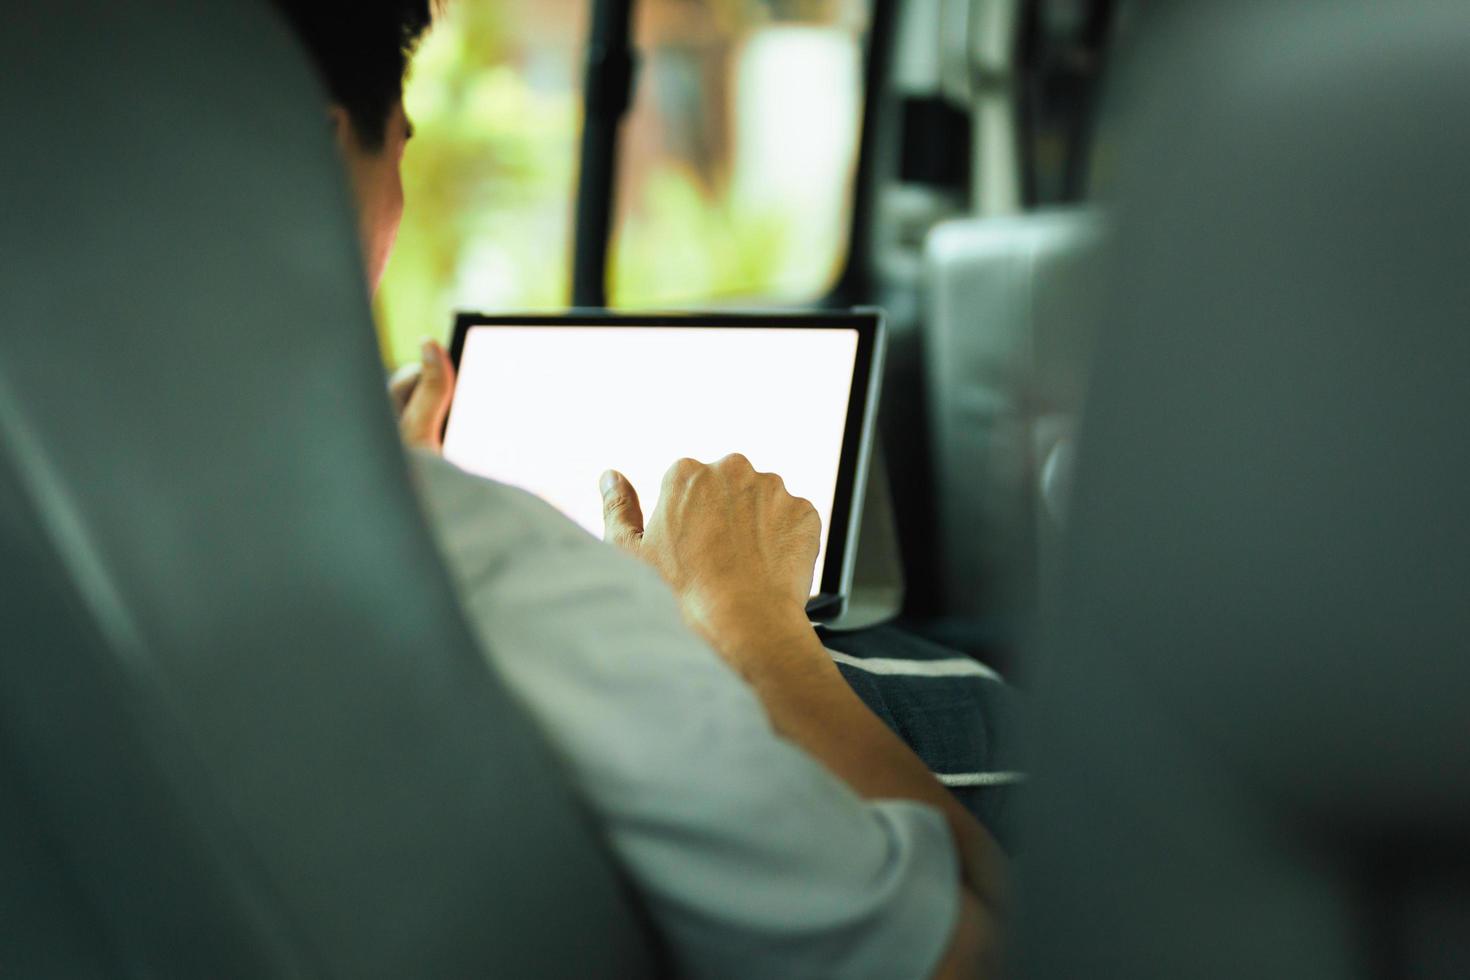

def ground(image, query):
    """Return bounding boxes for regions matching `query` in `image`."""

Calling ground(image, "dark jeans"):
[819,625,1021,853]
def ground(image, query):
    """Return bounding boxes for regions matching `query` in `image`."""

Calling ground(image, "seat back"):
[1021,3,1470,977]
[0,2,657,975]
[922,210,1104,624]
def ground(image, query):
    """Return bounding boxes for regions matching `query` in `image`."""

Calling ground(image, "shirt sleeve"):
[409,453,960,980]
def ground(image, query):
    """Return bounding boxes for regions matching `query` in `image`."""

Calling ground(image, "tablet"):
[443,310,885,620]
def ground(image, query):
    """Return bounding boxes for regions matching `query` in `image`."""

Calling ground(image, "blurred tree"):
[375,0,866,364]
[611,0,868,307]
[374,2,583,366]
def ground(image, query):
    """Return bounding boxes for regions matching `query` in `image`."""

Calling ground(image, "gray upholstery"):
[922,210,1104,621]
[1021,3,1470,978]
[0,2,658,976]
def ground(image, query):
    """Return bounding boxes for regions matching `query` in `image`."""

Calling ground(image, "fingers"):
[664,454,812,514]
[399,339,456,451]
[600,469,646,553]
[387,361,421,415]
[661,457,705,497]
[664,453,754,491]
[714,454,804,509]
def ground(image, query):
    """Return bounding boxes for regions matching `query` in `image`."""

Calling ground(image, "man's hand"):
[388,339,456,451]
[599,454,821,662]
[603,454,1006,976]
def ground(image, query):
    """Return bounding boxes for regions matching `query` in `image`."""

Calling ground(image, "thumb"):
[600,470,645,553]
[387,360,421,415]
[400,339,456,450]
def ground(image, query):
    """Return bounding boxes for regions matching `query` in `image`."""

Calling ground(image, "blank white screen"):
[442,326,860,596]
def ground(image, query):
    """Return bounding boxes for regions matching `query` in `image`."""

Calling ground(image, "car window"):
[609,0,871,307]
[374,0,871,366]
[375,1,587,366]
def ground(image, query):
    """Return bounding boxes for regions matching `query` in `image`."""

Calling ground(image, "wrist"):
[681,590,821,675]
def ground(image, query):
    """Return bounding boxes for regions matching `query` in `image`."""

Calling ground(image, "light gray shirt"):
[411,453,958,980]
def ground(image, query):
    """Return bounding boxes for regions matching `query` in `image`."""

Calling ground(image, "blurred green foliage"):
[374,1,859,369]
[608,169,797,307]
[374,3,581,367]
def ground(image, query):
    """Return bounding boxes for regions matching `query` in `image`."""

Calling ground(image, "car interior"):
[3,0,1468,976]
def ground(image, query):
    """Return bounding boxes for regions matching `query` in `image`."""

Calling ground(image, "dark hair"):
[268,0,435,150]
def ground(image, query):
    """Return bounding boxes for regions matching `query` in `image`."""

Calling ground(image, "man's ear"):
[327,104,356,156]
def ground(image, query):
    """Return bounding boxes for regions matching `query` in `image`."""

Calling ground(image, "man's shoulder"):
[406,452,958,980]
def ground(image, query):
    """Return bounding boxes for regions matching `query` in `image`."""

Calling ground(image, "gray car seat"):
[922,210,1105,627]
[0,2,659,976]
[1020,3,1470,977]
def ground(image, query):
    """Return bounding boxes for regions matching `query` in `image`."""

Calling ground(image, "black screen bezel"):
[445,309,882,617]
